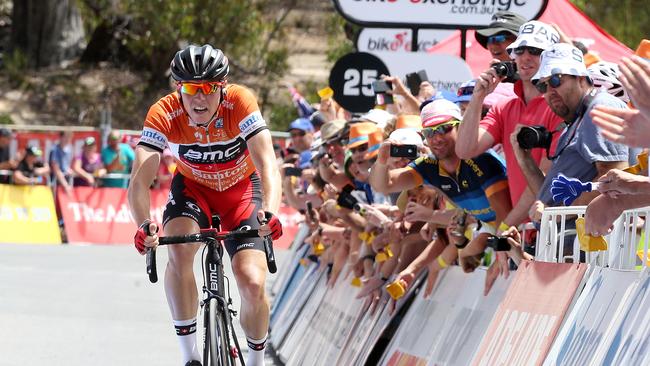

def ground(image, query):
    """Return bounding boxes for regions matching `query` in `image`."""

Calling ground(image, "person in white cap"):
[511,43,629,232]
[455,20,564,231]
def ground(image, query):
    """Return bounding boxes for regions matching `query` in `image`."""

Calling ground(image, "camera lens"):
[517,126,552,150]
[492,63,508,78]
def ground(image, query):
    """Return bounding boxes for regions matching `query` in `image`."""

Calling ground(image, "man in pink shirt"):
[456,21,564,229]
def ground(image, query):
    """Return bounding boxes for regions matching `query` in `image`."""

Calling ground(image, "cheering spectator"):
[475,11,525,63]
[0,127,17,184]
[101,130,135,188]
[456,20,563,230]
[72,137,105,187]
[287,118,314,153]
[13,145,50,185]
[49,131,74,194]
[512,43,629,207]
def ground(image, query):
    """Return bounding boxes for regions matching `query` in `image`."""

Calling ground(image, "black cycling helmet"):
[170,44,229,82]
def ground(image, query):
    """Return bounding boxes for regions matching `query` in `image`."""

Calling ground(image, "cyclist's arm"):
[128,145,161,225]
[248,129,281,213]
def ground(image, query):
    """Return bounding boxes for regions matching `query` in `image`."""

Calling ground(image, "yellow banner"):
[0,184,61,244]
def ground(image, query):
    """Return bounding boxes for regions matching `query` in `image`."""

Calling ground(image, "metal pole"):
[460,29,467,60]
[411,28,418,52]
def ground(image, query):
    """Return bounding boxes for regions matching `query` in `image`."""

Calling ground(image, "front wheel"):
[207,298,232,366]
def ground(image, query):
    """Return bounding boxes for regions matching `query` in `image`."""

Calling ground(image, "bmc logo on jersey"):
[179,139,244,164]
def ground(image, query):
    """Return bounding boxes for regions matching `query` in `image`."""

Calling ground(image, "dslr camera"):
[486,235,511,252]
[516,125,553,150]
[491,61,518,79]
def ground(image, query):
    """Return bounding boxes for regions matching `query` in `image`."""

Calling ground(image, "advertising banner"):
[357,28,454,53]
[592,269,650,365]
[333,0,547,28]
[471,261,587,366]
[57,186,167,244]
[544,267,639,366]
[380,267,512,366]
[0,184,61,244]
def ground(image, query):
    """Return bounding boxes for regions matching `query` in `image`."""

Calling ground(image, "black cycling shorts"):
[162,173,265,257]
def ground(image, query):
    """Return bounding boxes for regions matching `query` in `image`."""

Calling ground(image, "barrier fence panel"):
[591,268,650,365]
[379,266,513,366]
[57,186,167,244]
[270,244,310,326]
[0,184,61,244]
[471,261,588,366]
[270,223,311,298]
[543,266,639,366]
[276,269,330,364]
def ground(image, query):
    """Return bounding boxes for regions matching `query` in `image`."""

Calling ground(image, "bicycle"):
[145,216,277,366]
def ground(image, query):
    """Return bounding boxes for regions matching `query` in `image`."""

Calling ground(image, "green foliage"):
[3,49,28,87]
[268,100,298,132]
[570,0,649,49]
[326,14,355,63]
[0,113,13,125]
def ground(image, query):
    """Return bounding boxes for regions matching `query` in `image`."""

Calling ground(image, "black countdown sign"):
[329,52,390,113]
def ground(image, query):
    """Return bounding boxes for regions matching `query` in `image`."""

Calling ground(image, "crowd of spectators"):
[0,128,175,191]
[276,13,650,302]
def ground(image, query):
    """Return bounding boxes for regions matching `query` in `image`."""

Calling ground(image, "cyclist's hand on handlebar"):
[257,210,283,240]
[134,219,159,255]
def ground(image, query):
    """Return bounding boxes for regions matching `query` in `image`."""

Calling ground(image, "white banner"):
[368,51,473,93]
[334,0,546,28]
[544,267,639,366]
[357,28,455,53]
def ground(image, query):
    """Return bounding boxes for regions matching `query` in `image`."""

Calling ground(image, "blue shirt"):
[407,150,508,223]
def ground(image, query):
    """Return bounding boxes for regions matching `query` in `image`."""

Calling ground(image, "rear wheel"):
[208,298,232,366]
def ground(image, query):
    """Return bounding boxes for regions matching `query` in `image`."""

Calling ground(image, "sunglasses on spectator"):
[513,46,544,56]
[534,74,573,94]
[290,130,306,138]
[457,85,474,96]
[179,82,225,96]
[350,143,368,153]
[487,35,509,44]
[422,121,459,138]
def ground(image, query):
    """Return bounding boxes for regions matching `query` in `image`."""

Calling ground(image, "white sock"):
[174,318,200,364]
[246,333,267,366]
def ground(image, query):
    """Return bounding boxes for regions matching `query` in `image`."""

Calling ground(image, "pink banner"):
[58,186,167,245]
[471,261,587,366]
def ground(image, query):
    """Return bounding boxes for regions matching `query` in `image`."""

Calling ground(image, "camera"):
[336,185,359,210]
[405,70,429,96]
[283,166,303,177]
[486,235,512,251]
[517,125,553,150]
[389,144,418,159]
[491,61,518,79]
[372,80,394,105]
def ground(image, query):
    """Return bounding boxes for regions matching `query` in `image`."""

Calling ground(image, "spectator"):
[512,43,629,211]
[156,148,177,190]
[455,20,563,229]
[475,11,526,63]
[49,131,74,194]
[13,145,50,185]
[0,127,17,183]
[101,130,135,188]
[287,118,314,153]
[72,137,105,187]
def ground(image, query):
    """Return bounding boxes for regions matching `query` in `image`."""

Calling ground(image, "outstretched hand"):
[591,105,650,148]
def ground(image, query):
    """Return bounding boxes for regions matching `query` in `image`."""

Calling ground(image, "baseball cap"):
[0,127,11,138]
[26,145,42,157]
[532,43,589,82]
[475,11,527,48]
[287,118,314,133]
[420,99,463,128]
[356,109,394,129]
[507,21,560,55]
[455,79,476,103]
[394,115,422,131]
[389,129,424,147]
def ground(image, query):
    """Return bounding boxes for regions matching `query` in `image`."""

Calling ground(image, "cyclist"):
[128,44,282,366]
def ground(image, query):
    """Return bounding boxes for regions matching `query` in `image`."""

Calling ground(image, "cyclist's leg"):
[163,175,212,365]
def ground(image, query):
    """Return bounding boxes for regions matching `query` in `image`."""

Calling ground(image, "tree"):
[11,0,85,68]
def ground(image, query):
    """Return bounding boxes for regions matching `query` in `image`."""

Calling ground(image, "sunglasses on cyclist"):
[422,121,459,138]
[487,35,508,44]
[534,74,573,94]
[179,82,225,96]
[513,46,544,56]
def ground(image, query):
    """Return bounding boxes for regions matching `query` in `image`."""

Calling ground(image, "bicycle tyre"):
[208,298,232,366]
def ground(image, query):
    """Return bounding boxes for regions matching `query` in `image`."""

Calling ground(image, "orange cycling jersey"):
[138,84,267,191]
